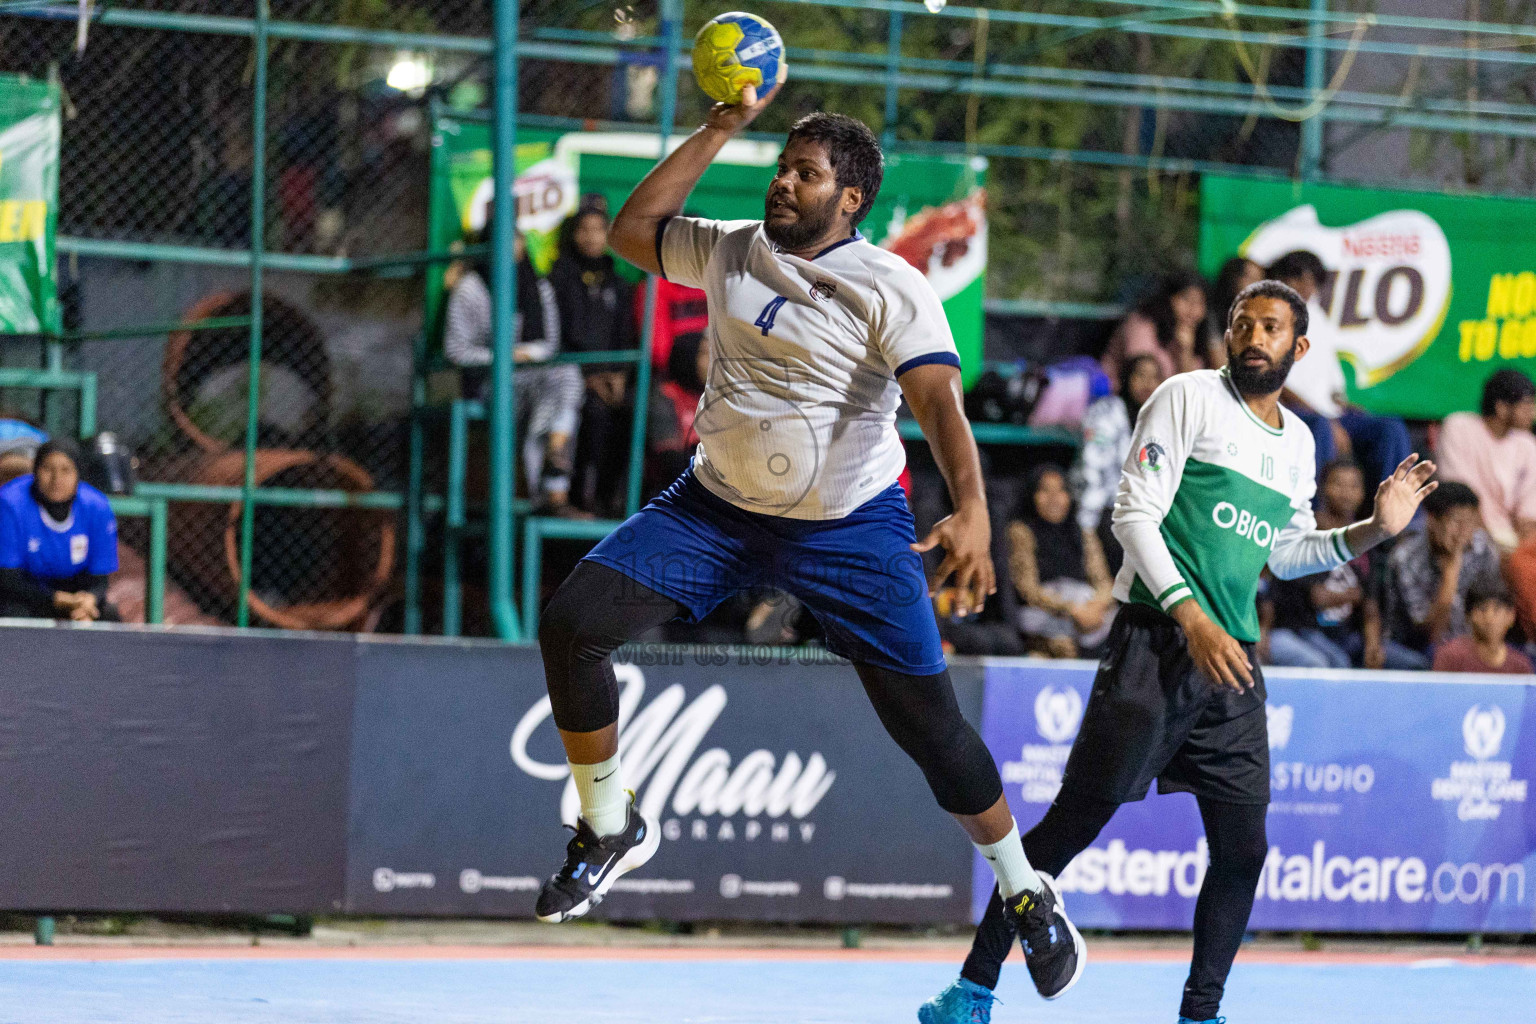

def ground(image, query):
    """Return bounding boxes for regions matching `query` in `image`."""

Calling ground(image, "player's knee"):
[1212,826,1268,879]
[538,575,621,666]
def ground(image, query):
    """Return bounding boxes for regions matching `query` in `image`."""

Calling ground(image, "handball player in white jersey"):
[532,85,1085,998]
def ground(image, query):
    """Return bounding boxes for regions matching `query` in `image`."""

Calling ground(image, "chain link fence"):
[0,0,1531,632]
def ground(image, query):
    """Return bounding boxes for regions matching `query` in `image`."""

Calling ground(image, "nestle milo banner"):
[0,75,60,335]
[430,116,986,385]
[1201,175,1536,419]
[978,661,1535,933]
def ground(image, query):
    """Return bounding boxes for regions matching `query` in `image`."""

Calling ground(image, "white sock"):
[974,819,1042,898]
[569,753,629,837]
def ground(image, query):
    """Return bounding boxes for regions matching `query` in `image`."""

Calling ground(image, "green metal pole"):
[488,0,522,641]
[882,9,903,149]
[624,0,681,515]
[1300,0,1327,180]
[236,0,269,627]
[444,399,468,637]
[403,369,425,635]
[147,499,167,625]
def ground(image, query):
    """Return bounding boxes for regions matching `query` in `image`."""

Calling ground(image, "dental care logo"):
[511,666,834,845]
[1266,703,1376,813]
[1242,204,1452,386]
[1432,704,1528,821]
[1266,704,1294,750]
[1001,684,1084,803]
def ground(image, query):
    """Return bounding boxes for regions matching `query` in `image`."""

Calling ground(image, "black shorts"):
[1058,602,1270,806]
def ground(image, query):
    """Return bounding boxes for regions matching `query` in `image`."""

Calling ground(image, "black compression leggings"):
[961,792,1267,1022]
[538,560,1003,815]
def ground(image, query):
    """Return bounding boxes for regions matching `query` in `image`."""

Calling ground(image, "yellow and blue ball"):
[692,12,787,105]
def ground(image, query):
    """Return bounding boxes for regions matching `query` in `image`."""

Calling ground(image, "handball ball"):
[692,12,787,105]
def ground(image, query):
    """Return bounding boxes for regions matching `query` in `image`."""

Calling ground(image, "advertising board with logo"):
[978,661,1534,932]
[346,643,980,923]
[1200,175,1536,419]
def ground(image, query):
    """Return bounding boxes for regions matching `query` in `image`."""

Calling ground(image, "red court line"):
[0,945,1531,967]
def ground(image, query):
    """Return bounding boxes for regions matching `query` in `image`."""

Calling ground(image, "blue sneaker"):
[917,978,996,1024]
[1177,1017,1226,1024]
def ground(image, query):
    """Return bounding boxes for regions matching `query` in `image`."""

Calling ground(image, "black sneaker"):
[534,794,660,923]
[1002,871,1086,1000]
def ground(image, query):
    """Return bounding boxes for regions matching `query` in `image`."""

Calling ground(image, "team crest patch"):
[809,280,837,301]
[1137,440,1167,472]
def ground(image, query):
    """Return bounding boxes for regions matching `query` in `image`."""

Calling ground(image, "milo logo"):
[1212,501,1281,550]
[1242,205,1452,386]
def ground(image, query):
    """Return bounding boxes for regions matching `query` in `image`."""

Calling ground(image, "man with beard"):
[531,87,1085,999]
[921,280,1439,1024]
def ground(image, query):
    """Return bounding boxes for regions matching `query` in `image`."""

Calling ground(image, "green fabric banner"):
[429,118,986,385]
[1200,174,1536,419]
[0,75,60,336]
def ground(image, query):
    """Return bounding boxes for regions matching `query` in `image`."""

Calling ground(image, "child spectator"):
[1009,464,1115,657]
[1382,481,1504,665]
[1100,272,1208,387]
[1432,584,1533,675]
[0,439,120,622]
[444,225,585,515]
[1435,368,1536,630]
[1071,353,1165,576]
[548,204,639,517]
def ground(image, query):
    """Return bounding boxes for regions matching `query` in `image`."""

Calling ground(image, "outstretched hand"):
[1370,453,1438,538]
[912,504,996,618]
[704,82,780,135]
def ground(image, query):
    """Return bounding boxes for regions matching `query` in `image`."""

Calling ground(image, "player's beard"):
[1228,340,1298,396]
[763,190,845,252]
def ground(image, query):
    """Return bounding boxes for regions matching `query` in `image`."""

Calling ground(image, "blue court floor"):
[1,956,1531,1023]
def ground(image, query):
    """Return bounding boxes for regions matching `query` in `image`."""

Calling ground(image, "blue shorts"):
[584,468,947,675]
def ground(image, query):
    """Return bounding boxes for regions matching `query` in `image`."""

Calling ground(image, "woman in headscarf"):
[0,438,120,621]
[1008,464,1114,657]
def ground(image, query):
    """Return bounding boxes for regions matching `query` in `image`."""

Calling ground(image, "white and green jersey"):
[1110,367,1353,642]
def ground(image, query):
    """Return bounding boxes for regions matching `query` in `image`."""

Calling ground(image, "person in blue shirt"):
[0,438,120,621]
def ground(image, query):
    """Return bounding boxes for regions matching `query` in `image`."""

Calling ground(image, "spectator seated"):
[1432,582,1534,675]
[1382,482,1503,668]
[1008,464,1115,658]
[0,439,121,623]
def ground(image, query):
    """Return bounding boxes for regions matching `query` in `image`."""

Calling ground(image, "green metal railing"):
[6,0,1534,640]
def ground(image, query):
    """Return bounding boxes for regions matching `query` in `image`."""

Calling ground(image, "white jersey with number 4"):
[658,215,960,520]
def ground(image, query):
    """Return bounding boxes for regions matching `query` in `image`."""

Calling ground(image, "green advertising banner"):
[429,118,986,385]
[1201,174,1536,419]
[0,75,60,335]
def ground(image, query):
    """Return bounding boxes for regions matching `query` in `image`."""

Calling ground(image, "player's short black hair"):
[1466,580,1515,614]
[1480,367,1536,417]
[1267,250,1327,287]
[1423,480,1480,518]
[1228,279,1309,337]
[785,112,884,227]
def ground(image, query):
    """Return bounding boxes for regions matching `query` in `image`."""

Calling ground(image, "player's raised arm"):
[903,363,995,617]
[609,83,779,275]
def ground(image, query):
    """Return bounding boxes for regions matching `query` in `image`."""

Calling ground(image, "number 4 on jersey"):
[754,296,788,336]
